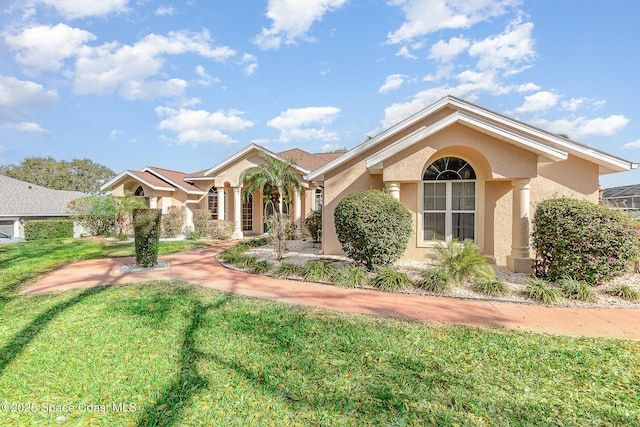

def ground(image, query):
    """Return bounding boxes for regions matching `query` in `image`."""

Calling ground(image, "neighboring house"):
[0,175,87,238]
[602,184,640,209]
[102,96,638,273]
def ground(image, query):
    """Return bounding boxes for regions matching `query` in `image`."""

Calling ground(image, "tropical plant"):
[274,262,304,278]
[432,239,494,285]
[242,152,301,214]
[524,278,560,304]
[557,277,597,302]
[472,277,511,297]
[302,260,336,282]
[371,266,413,291]
[608,285,639,301]
[334,190,412,270]
[417,268,452,293]
[333,264,370,288]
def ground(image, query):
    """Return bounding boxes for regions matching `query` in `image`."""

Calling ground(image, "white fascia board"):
[365,111,568,169]
[308,97,453,180]
[204,143,310,178]
[100,171,175,192]
[447,97,636,172]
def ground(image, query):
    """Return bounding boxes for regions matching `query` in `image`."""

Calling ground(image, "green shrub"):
[608,285,639,301]
[162,206,185,237]
[193,209,210,234]
[133,209,161,267]
[333,264,370,288]
[557,277,597,302]
[472,277,510,297]
[524,278,560,304]
[304,209,322,242]
[24,220,74,240]
[433,239,494,285]
[249,260,272,275]
[68,195,117,236]
[417,268,452,293]
[274,262,303,278]
[185,229,205,240]
[371,266,413,291]
[334,190,412,270]
[532,198,639,284]
[302,260,336,282]
[207,220,234,240]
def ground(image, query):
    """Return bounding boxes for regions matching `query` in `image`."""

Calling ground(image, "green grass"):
[0,239,639,425]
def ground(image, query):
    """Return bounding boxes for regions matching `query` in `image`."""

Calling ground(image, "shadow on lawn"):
[0,286,108,374]
[136,295,230,427]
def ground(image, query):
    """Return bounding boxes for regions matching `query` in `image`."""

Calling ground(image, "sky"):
[1,0,640,188]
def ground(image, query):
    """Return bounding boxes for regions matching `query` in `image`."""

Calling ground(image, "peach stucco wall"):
[321,122,604,267]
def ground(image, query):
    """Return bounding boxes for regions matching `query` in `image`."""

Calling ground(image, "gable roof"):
[307,96,638,180]
[204,143,311,177]
[141,166,206,194]
[101,170,176,192]
[0,175,86,216]
[277,148,343,171]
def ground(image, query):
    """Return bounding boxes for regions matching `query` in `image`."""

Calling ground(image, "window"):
[314,188,323,211]
[423,157,476,242]
[208,187,218,219]
[134,186,145,197]
[242,194,253,231]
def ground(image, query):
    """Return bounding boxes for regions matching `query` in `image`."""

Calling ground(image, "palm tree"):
[242,153,302,214]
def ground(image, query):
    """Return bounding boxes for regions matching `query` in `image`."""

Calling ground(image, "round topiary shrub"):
[334,189,412,270]
[532,197,639,284]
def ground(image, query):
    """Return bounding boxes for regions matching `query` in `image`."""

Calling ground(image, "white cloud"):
[514,91,558,113]
[379,74,407,94]
[155,6,175,16]
[239,54,258,76]
[396,46,417,59]
[74,30,236,98]
[120,78,187,100]
[0,75,57,135]
[155,106,254,145]
[253,0,347,50]
[536,115,630,139]
[387,0,514,45]
[429,36,470,62]
[268,106,340,142]
[194,65,220,86]
[36,0,130,19]
[623,139,640,150]
[516,82,540,92]
[468,19,535,72]
[5,23,96,72]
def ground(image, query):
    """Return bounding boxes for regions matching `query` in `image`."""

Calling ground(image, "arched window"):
[134,186,145,197]
[423,157,476,242]
[208,187,218,219]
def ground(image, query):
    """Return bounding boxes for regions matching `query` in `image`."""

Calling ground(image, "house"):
[602,184,640,210]
[0,174,87,238]
[102,96,638,273]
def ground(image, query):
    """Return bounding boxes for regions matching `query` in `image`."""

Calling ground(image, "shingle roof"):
[144,166,207,192]
[277,148,343,171]
[603,184,640,199]
[0,175,87,216]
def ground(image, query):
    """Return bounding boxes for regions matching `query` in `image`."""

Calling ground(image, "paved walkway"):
[20,243,640,339]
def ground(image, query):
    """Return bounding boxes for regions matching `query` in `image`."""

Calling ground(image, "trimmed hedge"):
[334,189,412,270]
[532,197,639,284]
[133,209,161,267]
[193,209,210,234]
[162,206,185,237]
[24,220,74,240]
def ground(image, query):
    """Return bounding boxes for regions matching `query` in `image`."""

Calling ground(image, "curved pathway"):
[20,243,640,339]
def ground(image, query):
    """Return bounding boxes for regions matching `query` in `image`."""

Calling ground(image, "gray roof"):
[0,175,87,217]
[602,184,640,199]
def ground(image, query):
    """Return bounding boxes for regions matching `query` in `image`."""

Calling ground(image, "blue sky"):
[1,0,639,187]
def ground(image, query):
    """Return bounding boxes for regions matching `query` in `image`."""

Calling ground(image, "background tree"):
[0,157,115,194]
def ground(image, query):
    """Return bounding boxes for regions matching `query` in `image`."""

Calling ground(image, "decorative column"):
[232,186,243,239]
[149,196,158,209]
[217,187,226,221]
[506,179,533,273]
[294,188,302,238]
[385,181,400,201]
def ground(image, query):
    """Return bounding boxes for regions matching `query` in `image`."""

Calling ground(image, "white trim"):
[204,143,310,177]
[100,171,175,192]
[307,95,637,180]
[365,111,568,170]
[141,167,206,195]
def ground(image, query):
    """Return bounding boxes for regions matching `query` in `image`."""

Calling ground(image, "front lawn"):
[0,240,638,425]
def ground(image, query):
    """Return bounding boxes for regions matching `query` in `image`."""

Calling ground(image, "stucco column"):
[385,181,400,201]
[149,196,158,209]
[293,188,302,238]
[506,179,533,273]
[217,187,226,221]
[232,186,243,240]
